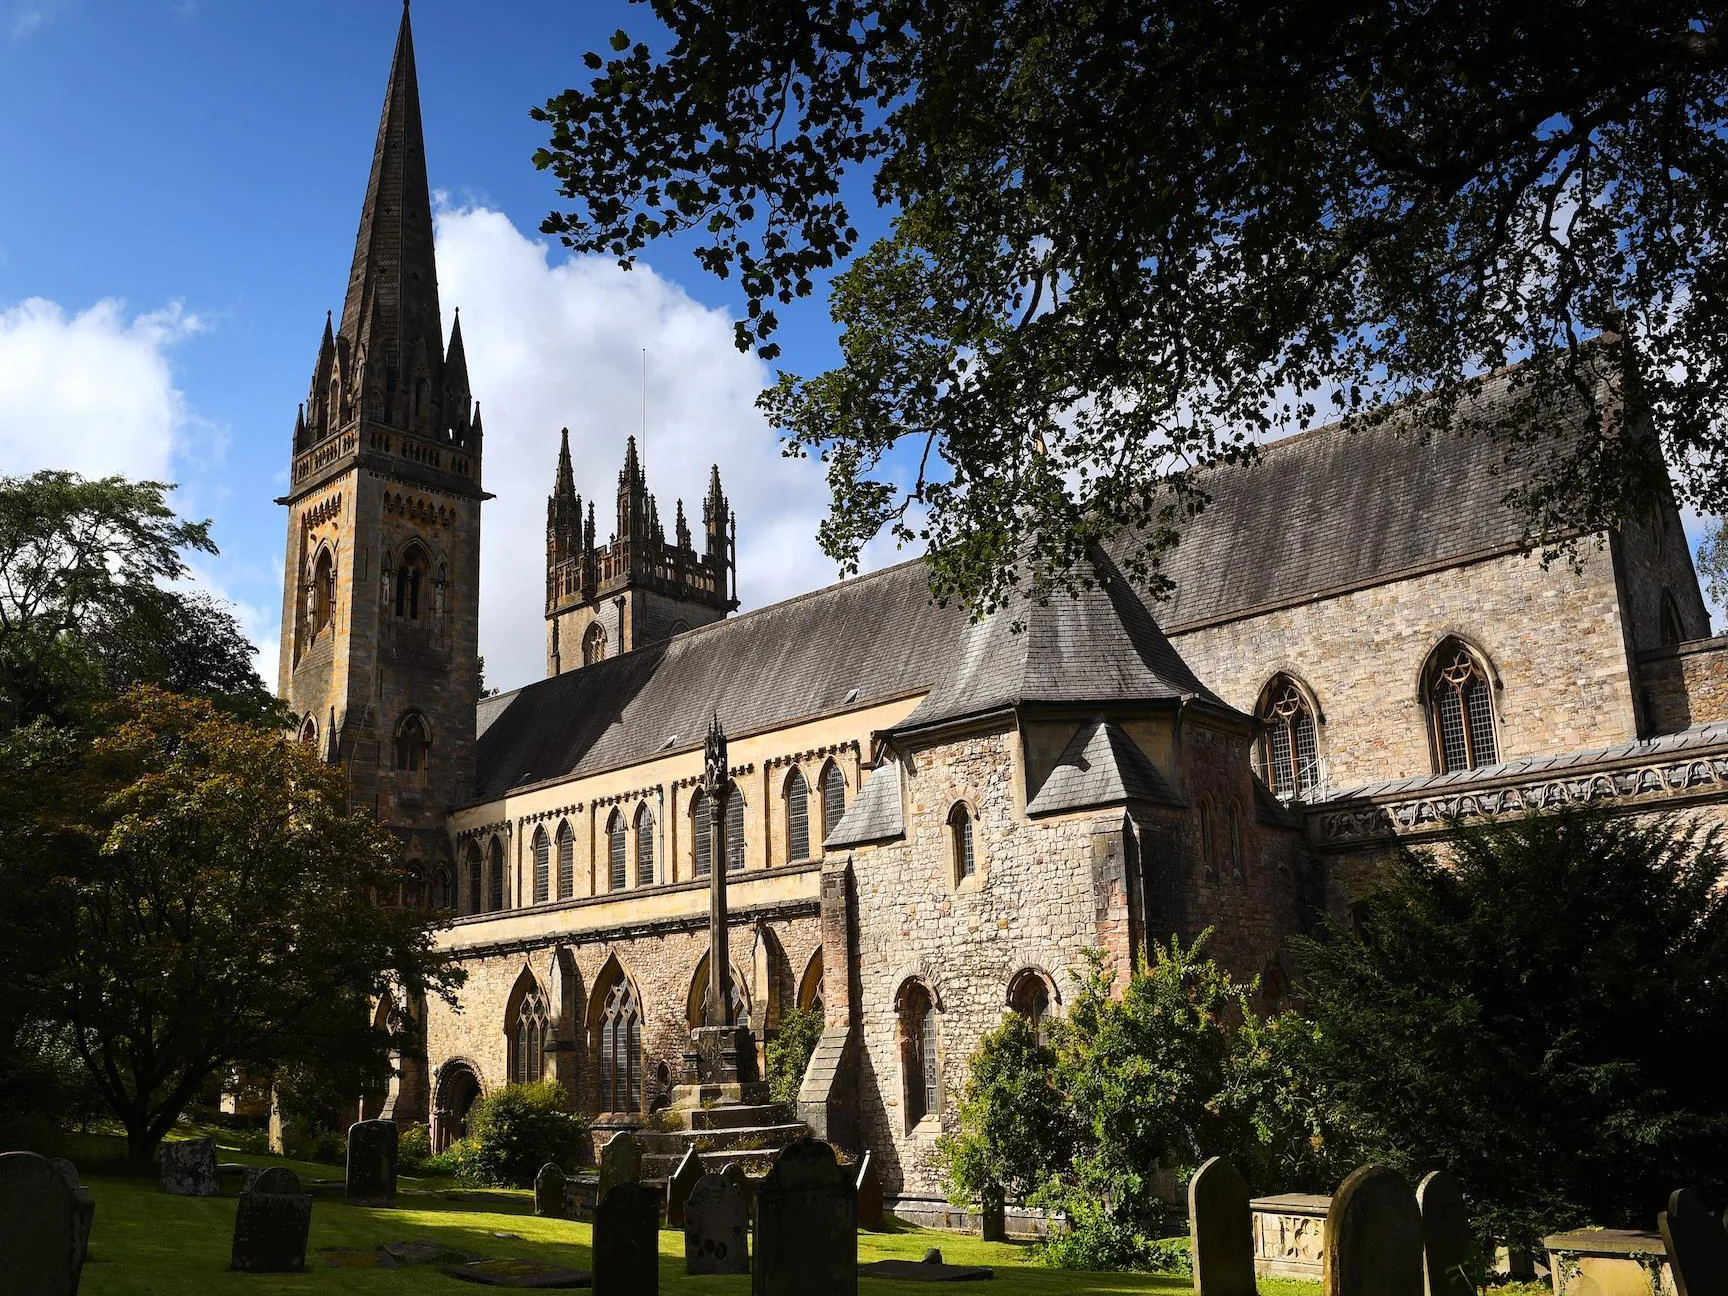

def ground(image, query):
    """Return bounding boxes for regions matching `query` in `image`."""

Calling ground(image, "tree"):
[25,689,463,1164]
[764,1003,824,1106]
[1293,810,1728,1248]
[1696,517,1728,621]
[535,3,1728,613]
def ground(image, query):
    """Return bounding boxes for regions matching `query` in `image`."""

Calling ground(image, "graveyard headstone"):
[1660,1187,1728,1296]
[159,1135,220,1196]
[346,1118,399,1206]
[0,1150,78,1296]
[596,1129,642,1205]
[1189,1156,1258,1296]
[859,1253,995,1281]
[534,1163,568,1219]
[666,1146,703,1229]
[593,1181,660,1295]
[1415,1171,1473,1296]
[980,1196,1007,1243]
[685,1166,751,1275]
[50,1158,95,1269]
[1326,1165,1422,1296]
[856,1150,884,1232]
[753,1139,858,1296]
[230,1167,314,1273]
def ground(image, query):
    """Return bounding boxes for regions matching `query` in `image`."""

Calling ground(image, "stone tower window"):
[393,712,430,778]
[948,803,976,883]
[1258,674,1320,798]
[785,768,812,862]
[512,984,550,1085]
[486,837,506,912]
[608,809,628,891]
[1199,794,1217,882]
[1228,799,1245,883]
[1007,968,1054,1046]
[723,782,745,873]
[897,981,939,1127]
[463,841,482,916]
[692,790,713,878]
[308,547,336,638]
[583,622,608,666]
[395,542,429,619]
[555,820,574,900]
[531,826,550,905]
[598,977,642,1113]
[1424,638,1498,773]
[819,761,846,840]
[431,862,453,910]
[634,804,656,886]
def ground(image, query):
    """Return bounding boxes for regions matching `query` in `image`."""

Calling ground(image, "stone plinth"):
[1251,1193,1330,1280]
[1544,1230,1677,1296]
[685,1025,759,1086]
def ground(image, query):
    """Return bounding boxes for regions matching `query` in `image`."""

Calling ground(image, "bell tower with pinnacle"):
[277,2,485,868]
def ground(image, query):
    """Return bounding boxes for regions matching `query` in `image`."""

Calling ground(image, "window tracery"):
[394,712,430,777]
[583,622,607,666]
[1425,639,1498,773]
[511,985,550,1084]
[394,542,429,619]
[1258,675,1320,798]
[598,978,642,1112]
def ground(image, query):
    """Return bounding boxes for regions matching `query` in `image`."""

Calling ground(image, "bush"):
[464,1082,589,1187]
[423,1137,485,1184]
[1036,1202,1156,1272]
[765,1006,824,1107]
[279,1120,346,1166]
[397,1122,431,1174]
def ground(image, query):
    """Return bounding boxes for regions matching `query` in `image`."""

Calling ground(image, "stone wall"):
[1636,638,1728,733]
[1168,545,1640,793]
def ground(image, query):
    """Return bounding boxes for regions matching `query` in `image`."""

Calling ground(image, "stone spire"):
[444,308,470,401]
[702,465,729,562]
[617,435,650,542]
[339,1,443,418]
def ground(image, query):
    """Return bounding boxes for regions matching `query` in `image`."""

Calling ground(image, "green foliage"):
[397,1122,432,1174]
[1214,1006,1360,1194]
[464,1082,590,1187]
[935,1011,1074,1213]
[1697,518,1728,618]
[279,1121,347,1167]
[1293,811,1728,1248]
[765,1005,825,1107]
[535,5,1728,615]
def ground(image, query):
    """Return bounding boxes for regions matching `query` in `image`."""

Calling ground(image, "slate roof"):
[888,547,1230,737]
[1025,719,1182,817]
[1143,358,1606,630]
[824,761,906,847]
[470,559,967,803]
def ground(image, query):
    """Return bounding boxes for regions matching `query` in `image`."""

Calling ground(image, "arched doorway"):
[432,1060,482,1152]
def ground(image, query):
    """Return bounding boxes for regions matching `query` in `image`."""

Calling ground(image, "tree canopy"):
[535,1,1728,611]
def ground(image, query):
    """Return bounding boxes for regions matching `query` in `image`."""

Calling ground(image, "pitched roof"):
[470,560,966,803]
[888,546,1228,736]
[824,761,906,848]
[1143,358,1609,630]
[1025,719,1182,816]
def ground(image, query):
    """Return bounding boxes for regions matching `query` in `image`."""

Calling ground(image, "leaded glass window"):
[820,762,846,838]
[555,820,574,900]
[512,986,550,1084]
[949,804,975,882]
[1428,641,1498,772]
[724,785,745,873]
[786,768,811,861]
[608,811,627,891]
[1259,676,1320,798]
[692,791,712,878]
[635,805,656,886]
[532,827,550,904]
[599,979,642,1112]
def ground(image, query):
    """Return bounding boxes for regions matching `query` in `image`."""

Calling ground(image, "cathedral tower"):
[545,433,736,675]
[277,3,484,865]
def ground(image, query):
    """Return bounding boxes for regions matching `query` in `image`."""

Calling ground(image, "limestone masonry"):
[279,7,1728,1210]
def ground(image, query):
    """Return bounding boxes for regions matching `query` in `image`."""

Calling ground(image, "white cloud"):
[435,205,876,693]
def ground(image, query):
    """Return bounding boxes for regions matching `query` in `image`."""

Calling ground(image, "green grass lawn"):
[67,1133,1325,1295]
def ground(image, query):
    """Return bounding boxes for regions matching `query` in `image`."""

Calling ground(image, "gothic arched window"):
[785,768,812,863]
[512,985,551,1085]
[692,790,713,878]
[298,715,318,746]
[555,820,574,901]
[598,978,642,1112]
[634,804,656,886]
[1228,799,1245,883]
[1008,969,1054,1046]
[1258,675,1320,799]
[463,841,482,916]
[607,810,628,891]
[1661,591,1686,647]
[1425,639,1498,773]
[820,761,846,840]
[394,712,429,777]
[431,863,453,911]
[309,547,335,637]
[487,837,506,912]
[949,803,976,883]
[1199,794,1218,882]
[583,622,607,666]
[898,981,939,1126]
[531,826,550,904]
[395,542,429,620]
[724,784,745,873]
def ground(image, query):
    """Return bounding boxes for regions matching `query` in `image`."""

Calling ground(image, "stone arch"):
[893,974,943,1130]
[1417,634,1502,773]
[504,963,552,1086]
[549,946,585,1103]
[797,947,825,1015]
[432,1056,485,1152]
[1006,966,1059,1044]
[588,952,644,1116]
[1410,629,1503,702]
[749,922,792,1034]
[686,950,753,1030]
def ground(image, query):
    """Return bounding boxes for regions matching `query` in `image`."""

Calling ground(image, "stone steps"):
[670,1103,793,1132]
[638,1122,806,1157]
[641,1147,783,1180]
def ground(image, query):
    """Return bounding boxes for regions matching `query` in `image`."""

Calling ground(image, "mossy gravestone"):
[1659,1187,1728,1296]
[160,1136,220,1196]
[596,1129,642,1204]
[593,1181,660,1295]
[1415,1171,1473,1296]
[534,1163,567,1219]
[230,1167,314,1273]
[0,1150,78,1296]
[346,1118,398,1206]
[1326,1165,1422,1296]
[754,1139,857,1296]
[685,1166,751,1275]
[1189,1155,1258,1296]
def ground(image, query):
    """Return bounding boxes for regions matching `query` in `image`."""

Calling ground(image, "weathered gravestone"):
[753,1139,858,1296]
[856,1150,884,1232]
[1416,1171,1473,1296]
[230,1167,314,1273]
[666,1147,702,1229]
[534,1163,568,1219]
[50,1158,95,1269]
[595,1129,642,1206]
[1660,1187,1728,1296]
[159,1135,220,1196]
[346,1118,398,1206]
[1325,1165,1423,1296]
[685,1166,751,1275]
[1189,1155,1258,1296]
[0,1150,78,1296]
[980,1195,1007,1244]
[593,1181,660,1295]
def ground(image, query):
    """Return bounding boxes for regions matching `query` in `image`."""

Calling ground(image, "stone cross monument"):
[703,713,733,1028]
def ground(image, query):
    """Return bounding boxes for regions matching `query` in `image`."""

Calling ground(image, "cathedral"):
[277,8,1728,1218]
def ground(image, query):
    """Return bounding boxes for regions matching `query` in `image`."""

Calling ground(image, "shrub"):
[765,1005,824,1107]
[464,1082,589,1187]
[423,1137,486,1184]
[397,1122,432,1174]
[1036,1202,1155,1272]
[280,1120,346,1166]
